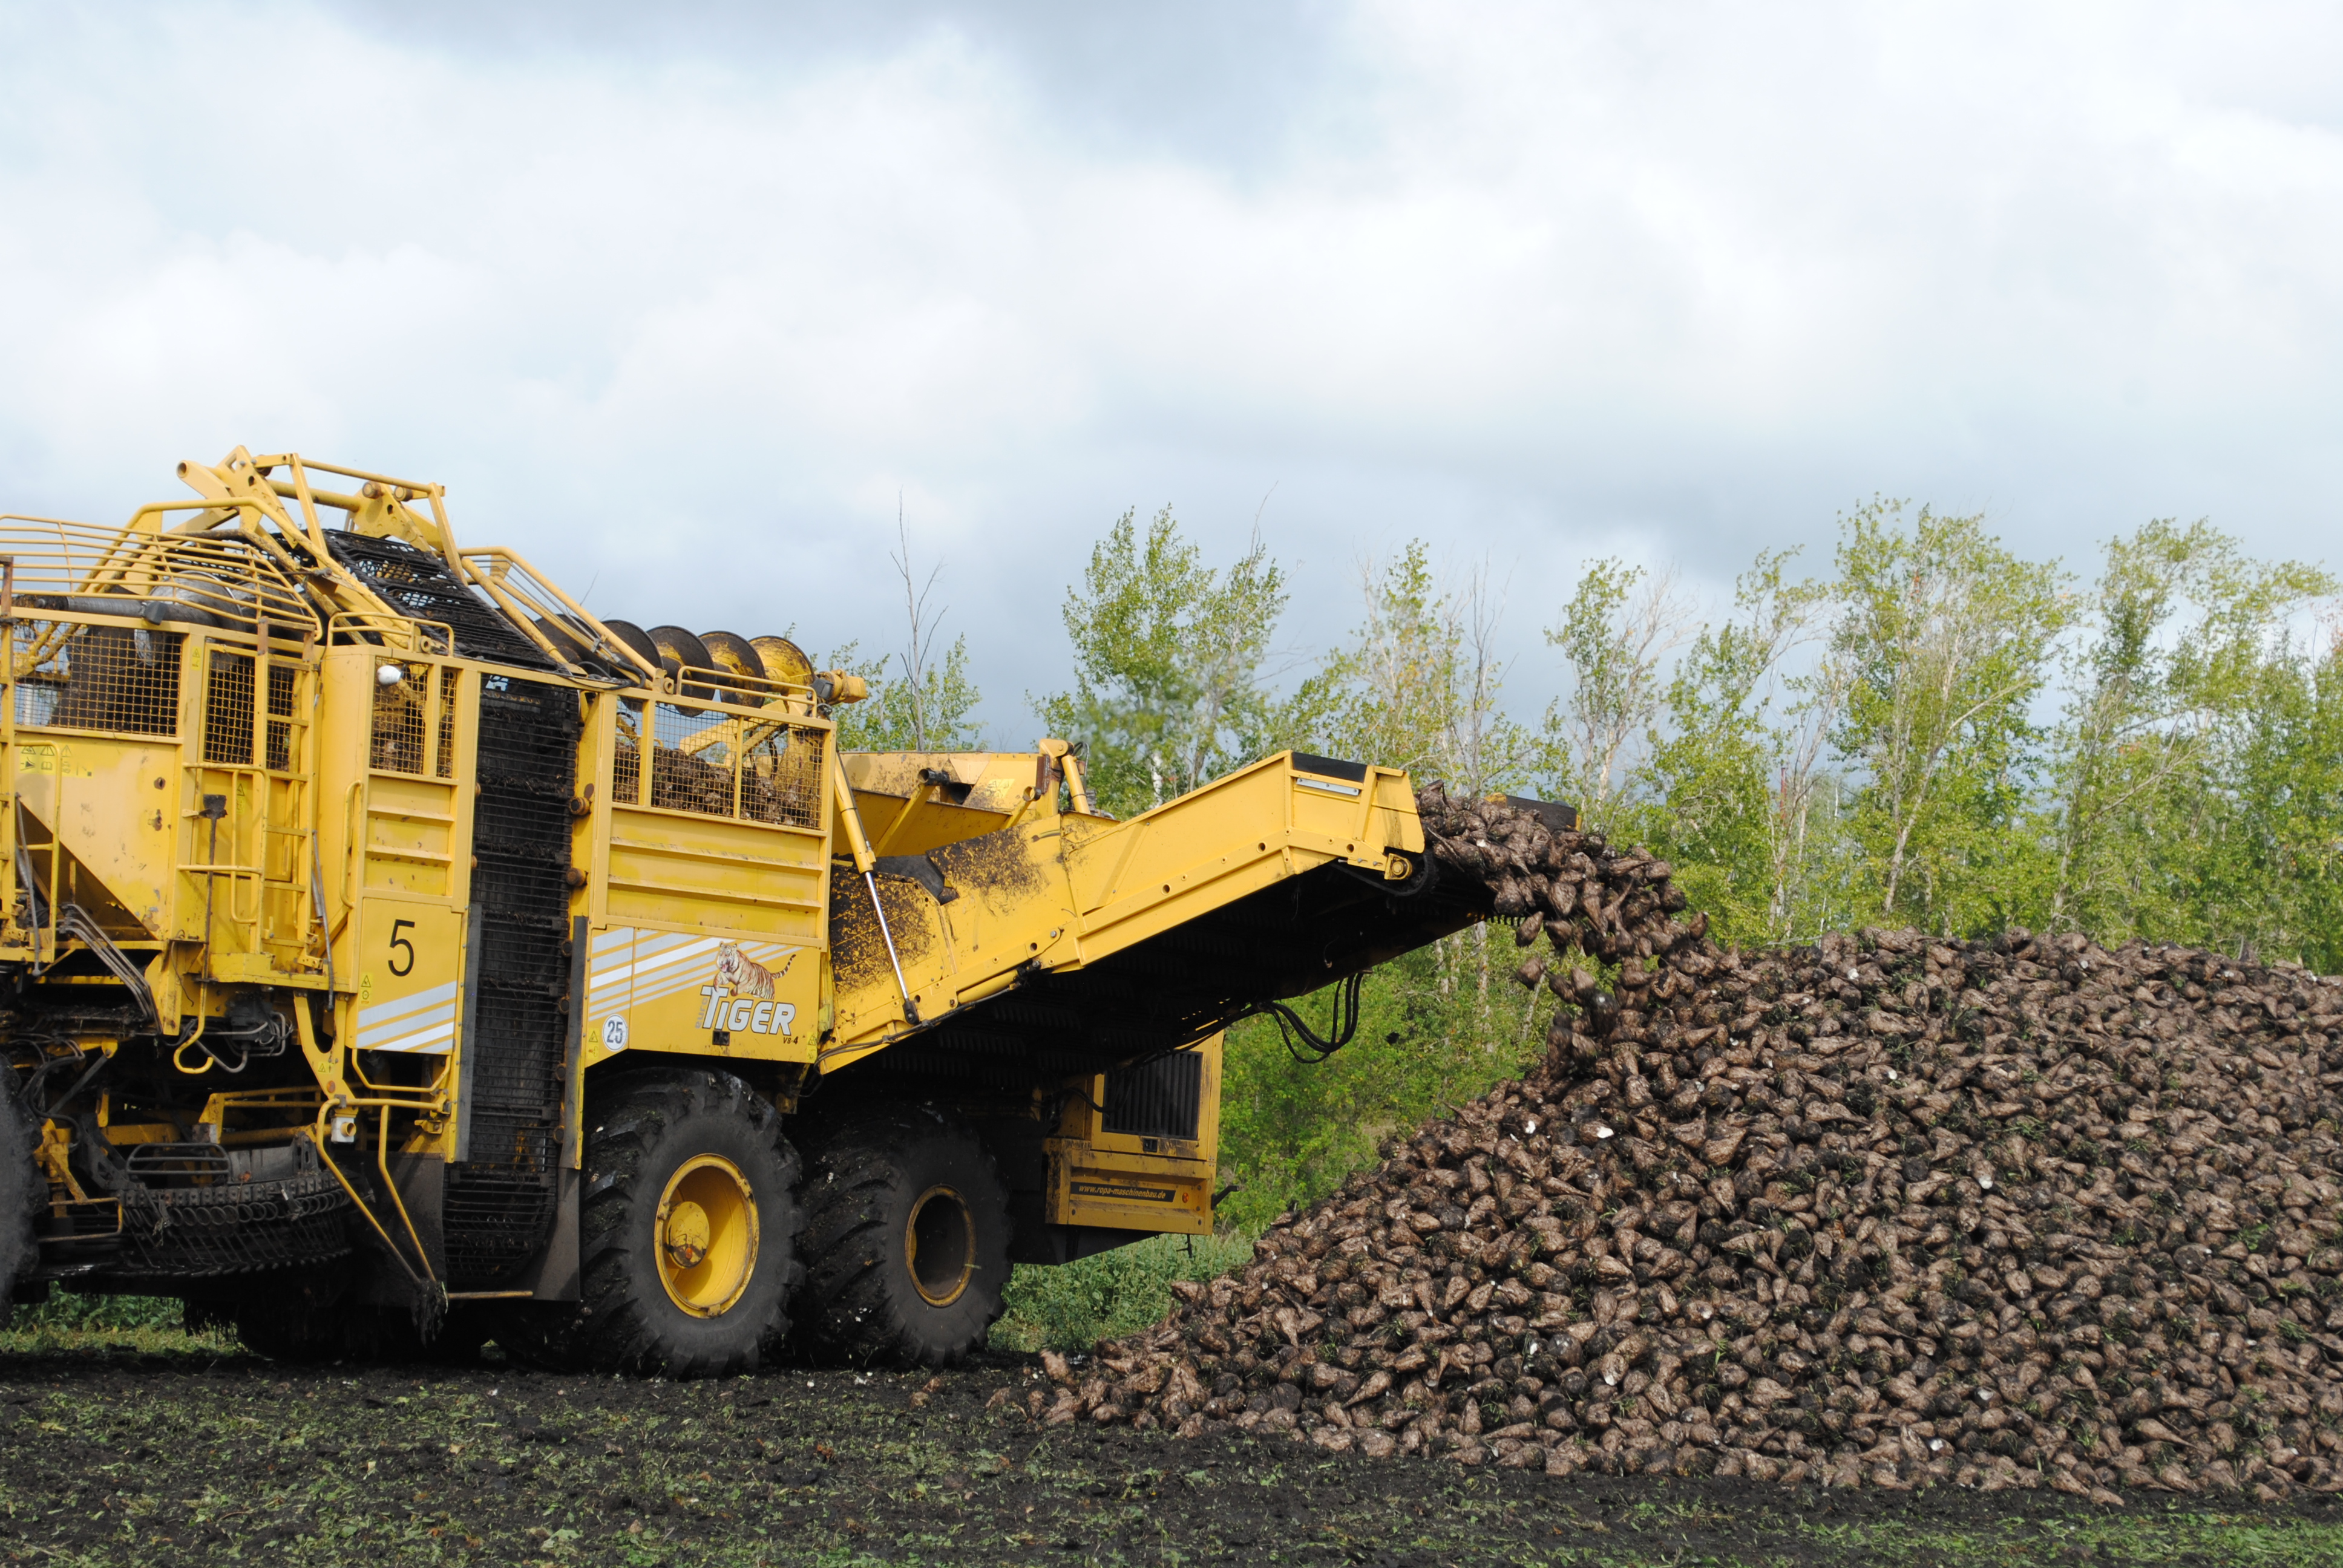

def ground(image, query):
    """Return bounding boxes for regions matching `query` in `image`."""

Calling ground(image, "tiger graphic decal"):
[716,942,778,999]
[697,942,798,1036]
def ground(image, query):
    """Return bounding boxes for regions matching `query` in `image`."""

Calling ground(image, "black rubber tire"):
[795,1106,1009,1367]
[502,1069,802,1379]
[0,1089,33,1328]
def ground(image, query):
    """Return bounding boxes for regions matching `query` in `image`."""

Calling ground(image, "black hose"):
[46,1050,108,1114]
[14,1039,87,1104]
[1235,970,1368,1065]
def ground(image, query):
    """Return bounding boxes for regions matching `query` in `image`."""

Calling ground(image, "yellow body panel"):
[353,899,466,1055]
[0,449,1473,1298]
[601,808,828,940]
[1047,1036,1222,1235]
[823,750,1424,1069]
[579,924,818,1071]
[15,736,177,937]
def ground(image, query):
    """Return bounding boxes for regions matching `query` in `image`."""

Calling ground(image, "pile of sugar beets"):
[1004,786,2343,1499]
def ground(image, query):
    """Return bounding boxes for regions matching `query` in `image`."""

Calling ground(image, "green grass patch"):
[1792,1509,2343,1566]
[0,1290,232,1356]
[990,1230,1254,1352]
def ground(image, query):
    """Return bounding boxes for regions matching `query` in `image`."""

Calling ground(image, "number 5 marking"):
[387,918,416,978]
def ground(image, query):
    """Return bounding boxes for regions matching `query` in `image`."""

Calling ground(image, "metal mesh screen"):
[202,650,255,765]
[369,660,433,774]
[1102,1050,1205,1140]
[640,703,821,828]
[266,662,298,773]
[648,703,736,815]
[612,734,642,805]
[743,725,823,829]
[11,621,182,737]
[447,673,578,1289]
[434,670,457,777]
[321,532,554,668]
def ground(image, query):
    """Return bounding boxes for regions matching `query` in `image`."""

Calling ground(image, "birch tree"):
[1541,558,1689,833]
[1828,501,2069,929]
[1037,507,1291,818]
[2046,520,2333,937]
[1634,549,1850,942]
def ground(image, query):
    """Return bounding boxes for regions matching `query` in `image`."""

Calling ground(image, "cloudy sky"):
[1,2,2336,737]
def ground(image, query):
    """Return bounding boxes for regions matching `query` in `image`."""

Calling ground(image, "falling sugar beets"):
[1000,786,2343,1498]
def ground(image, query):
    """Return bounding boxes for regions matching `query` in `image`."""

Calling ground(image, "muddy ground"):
[1,1342,2340,1567]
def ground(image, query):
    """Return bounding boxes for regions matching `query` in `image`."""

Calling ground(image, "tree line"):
[836,498,2343,1224]
[845,498,2341,969]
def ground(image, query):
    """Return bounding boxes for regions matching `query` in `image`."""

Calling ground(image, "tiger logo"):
[715,942,778,1000]
[698,943,799,1037]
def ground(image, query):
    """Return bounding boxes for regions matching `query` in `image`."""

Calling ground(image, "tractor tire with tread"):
[501,1069,802,1378]
[795,1106,1010,1367]
[0,1089,33,1324]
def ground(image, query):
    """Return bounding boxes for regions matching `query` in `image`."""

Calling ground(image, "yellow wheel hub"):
[656,1155,758,1318]
[905,1185,975,1308]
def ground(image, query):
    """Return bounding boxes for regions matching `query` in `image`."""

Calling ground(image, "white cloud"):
[0,1,2337,734]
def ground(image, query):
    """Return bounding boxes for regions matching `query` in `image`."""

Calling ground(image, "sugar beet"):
[1015,789,2343,1500]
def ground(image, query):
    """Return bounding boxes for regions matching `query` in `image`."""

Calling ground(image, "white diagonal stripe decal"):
[355,981,460,1052]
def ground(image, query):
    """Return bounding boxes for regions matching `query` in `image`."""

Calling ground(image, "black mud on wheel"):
[0,1089,33,1325]
[795,1106,1009,1367]
[502,1070,802,1378]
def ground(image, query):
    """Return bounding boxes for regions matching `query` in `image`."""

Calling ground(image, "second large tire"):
[795,1106,1009,1367]
[504,1069,803,1378]
[0,1088,34,1326]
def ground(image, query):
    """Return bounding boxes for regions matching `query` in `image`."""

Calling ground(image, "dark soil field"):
[2,1338,2341,1567]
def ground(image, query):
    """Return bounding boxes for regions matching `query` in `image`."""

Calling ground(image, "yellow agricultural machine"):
[0,450,1504,1373]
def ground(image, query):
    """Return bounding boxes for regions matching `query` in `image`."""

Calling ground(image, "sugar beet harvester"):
[0,450,1513,1374]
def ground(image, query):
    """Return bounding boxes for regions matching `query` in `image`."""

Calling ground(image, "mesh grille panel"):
[369,664,459,777]
[1102,1050,1204,1140]
[434,672,457,777]
[11,621,182,737]
[369,660,431,774]
[266,662,298,772]
[442,1166,557,1284]
[321,532,553,668]
[648,703,735,814]
[638,702,821,828]
[612,734,641,805]
[202,651,255,765]
[447,673,578,1289]
[744,725,823,829]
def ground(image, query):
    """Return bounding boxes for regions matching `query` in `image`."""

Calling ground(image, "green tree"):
[1827,501,2070,932]
[824,514,988,754]
[827,634,984,753]
[1540,559,1688,832]
[2120,614,2343,967]
[1633,549,1854,944]
[2246,636,2343,972]
[1320,543,1535,798]
[2045,519,2335,946]
[1036,508,1294,818]
[1212,540,1561,1222]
